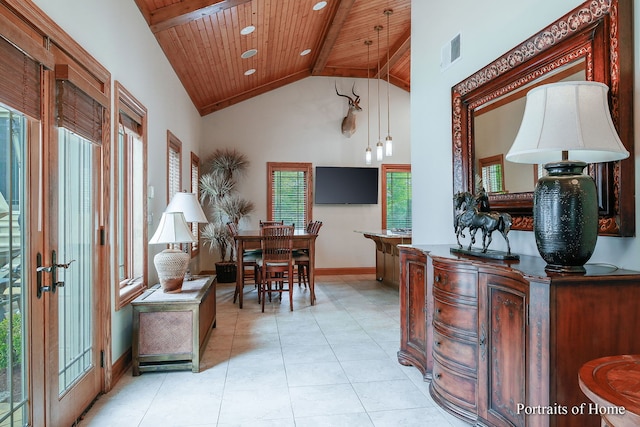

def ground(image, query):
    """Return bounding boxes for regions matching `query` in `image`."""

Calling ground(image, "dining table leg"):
[309,236,316,305]
[236,238,244,308]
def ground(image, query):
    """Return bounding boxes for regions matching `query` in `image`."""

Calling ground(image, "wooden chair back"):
[259,220,284,228]
[306,221,323,235]
[261,225,294,264]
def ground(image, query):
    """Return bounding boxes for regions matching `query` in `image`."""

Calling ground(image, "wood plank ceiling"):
[133,0,411,116]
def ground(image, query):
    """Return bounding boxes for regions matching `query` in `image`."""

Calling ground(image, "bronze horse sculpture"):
[454,191,513,255]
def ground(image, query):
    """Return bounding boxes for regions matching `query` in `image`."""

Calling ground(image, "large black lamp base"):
[533,161,598,273]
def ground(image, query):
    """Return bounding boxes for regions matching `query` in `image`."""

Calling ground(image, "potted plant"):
[199,148,255,282]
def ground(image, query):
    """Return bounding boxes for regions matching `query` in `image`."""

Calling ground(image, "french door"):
[0,105,103,426]
[45,128,103,426]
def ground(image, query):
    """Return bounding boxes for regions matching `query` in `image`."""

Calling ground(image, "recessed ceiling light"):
[241,49,258,59]
[240,25,255,35]
[244,69,256,76]
[312,1,327,11]
[300,49,311,56]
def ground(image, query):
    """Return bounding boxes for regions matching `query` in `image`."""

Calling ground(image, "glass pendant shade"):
[365,147,372,165]
[385,135,393,156]
[376,140,383,161]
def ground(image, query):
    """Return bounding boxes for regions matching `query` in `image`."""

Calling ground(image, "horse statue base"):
[450,246,519,261]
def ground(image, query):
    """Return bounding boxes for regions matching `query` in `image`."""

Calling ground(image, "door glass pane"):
[0,106,28,425]
[57,129,94,394]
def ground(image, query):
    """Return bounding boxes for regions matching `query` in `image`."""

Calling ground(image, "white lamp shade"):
[166,192,207,223]
[506,81,629,164]
[149,212,197,244]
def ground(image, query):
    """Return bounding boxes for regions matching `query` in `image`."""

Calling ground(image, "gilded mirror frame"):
[452,0,634,236]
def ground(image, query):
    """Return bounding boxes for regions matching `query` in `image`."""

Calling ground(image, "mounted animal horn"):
[335,82,362,138]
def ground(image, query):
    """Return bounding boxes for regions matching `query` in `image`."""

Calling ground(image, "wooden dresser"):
[132,275,216,375]
[398,245,640,427]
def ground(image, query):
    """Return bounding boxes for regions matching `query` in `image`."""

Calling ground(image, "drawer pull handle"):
[435,275,441,283]
[436,308,442,314]
[435,373,442,379]
[435,341,441,347]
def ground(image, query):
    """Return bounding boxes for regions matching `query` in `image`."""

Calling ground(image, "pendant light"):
[365,40,373,165]
[375,25,384,161]
[384,9,393,157]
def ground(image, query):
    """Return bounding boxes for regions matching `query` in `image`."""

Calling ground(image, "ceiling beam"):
[199,70,312,116]
[148,0,252,33]
[311,0,357,75]
[375,27,411,79]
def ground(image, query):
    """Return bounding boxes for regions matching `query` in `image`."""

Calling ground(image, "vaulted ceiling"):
[133,0,411,116]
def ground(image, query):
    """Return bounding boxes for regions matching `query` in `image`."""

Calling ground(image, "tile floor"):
[79,275,470,426]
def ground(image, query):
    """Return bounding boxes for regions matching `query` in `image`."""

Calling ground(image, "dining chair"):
[259,220,284,227]
[226,222,260,304]
[294,221,323,289]
[258,225,295,312]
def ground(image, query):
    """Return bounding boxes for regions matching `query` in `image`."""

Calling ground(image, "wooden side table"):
[579,355,640,427]
[132,275,216,375]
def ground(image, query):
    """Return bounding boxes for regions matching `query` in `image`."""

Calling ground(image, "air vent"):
[441,33,461,71]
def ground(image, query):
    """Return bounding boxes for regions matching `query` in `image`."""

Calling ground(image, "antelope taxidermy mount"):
[335,82,362,138]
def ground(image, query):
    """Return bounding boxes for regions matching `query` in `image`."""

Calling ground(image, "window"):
[267,162,312,230]
[190,152,201,256]
[114,82,147,309]
[479,154,505,193]
[382,164,412,230]
[167,131,182,203]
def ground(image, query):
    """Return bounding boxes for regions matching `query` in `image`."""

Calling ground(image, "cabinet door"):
[478,272,528,427]
[398,248,430,377]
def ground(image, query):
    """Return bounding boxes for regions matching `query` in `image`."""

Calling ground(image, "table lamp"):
[165,191,208,280]
[506,81,629,273]
[149,211,196,293]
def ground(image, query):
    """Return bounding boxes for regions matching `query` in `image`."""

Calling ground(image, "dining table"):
[233,229,318,309]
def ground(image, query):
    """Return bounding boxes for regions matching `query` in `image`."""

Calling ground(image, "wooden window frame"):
[114,81,147,310]
[479,154,505,194]
[382,164,412,230]
[267,162,313,229]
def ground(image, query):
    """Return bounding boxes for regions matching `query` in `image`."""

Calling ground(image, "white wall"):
[32,0,203,359]
[199,76,411,270]
[412,0,640,270]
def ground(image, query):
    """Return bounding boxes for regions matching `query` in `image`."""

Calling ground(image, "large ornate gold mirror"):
[452,0,634,236]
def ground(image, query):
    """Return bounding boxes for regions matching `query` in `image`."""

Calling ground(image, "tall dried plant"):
[199,149,254,261]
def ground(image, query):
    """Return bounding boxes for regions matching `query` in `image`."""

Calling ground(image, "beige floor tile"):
[79,277,469,427]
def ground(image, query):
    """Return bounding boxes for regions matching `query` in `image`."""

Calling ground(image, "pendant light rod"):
[365,40,373,165]
[375,24,383,161]
[384,8,393,157]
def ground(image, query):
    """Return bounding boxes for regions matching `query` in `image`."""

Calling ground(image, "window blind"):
[386,171,412,230]
[0,36,40,119]
[168,143,181,202]
[270,170,308,229]
[56,80,103,144]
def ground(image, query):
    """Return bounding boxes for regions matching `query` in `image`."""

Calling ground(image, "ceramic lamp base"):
[534,161,598,273]
[154,248,190,293]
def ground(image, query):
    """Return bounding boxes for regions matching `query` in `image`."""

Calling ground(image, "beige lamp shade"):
[166,192,207,223]
[149,212,197,245]
[506,81,629,164]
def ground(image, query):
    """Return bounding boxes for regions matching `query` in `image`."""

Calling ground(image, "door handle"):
[36,250,75,298]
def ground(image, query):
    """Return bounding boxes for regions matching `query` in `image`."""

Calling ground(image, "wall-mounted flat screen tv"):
[315,166,378,204]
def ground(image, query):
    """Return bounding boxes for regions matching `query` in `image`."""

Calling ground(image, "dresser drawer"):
[432,327,477,371]
[432,361,477,410]
[433,262,477,298]
[433,294,477,334]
